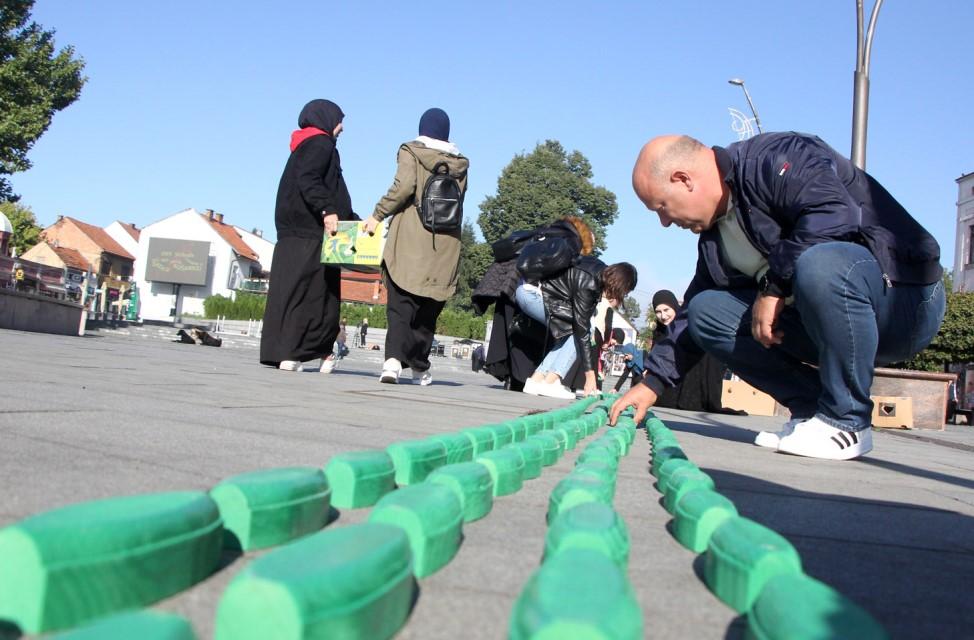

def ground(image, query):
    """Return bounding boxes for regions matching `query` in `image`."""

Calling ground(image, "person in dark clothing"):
[473,217,599,393]
[260,99,355,373]
[516,252,638,399]
[359,318,368,348]
[612,132,945,461]
[650,289,728,412]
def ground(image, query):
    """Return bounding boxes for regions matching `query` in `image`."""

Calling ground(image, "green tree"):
[0,200,41,254]
[897,291,974,371]
[448,220,493,312]
[0,1,87,201]
[477,140,619,252]
[619,295,641,324]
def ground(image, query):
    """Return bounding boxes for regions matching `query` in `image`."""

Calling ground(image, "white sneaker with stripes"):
[777,417,873,460]
[754,418,802,449]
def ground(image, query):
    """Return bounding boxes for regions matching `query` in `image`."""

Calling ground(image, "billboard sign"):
[145,238,210,286]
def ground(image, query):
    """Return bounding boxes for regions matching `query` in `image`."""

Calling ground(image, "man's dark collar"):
[712,145,733,185]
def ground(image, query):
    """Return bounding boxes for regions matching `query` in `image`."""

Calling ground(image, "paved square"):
[1,327,971,638]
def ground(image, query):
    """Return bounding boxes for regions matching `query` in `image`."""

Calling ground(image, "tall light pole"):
[851,0,884,170]
[728,78,764,134]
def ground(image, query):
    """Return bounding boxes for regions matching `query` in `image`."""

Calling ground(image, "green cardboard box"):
[321,220,386,272]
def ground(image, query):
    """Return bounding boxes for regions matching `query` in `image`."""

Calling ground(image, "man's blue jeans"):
[686,242,945,432]
[514,282,577,379]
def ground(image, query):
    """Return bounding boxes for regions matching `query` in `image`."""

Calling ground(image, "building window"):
[100,258,112,275]
[969,225,974,266]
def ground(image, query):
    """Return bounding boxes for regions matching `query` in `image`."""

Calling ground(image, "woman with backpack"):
[363,108,469,386]
[260,99,352,374]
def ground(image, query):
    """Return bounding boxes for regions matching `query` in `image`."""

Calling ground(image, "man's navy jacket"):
[642,131,943,397]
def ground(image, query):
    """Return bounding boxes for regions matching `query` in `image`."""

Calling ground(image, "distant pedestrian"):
[359,317,368,348]
[363,108,469,386]
[260,99,352,374]
[336,319,348,359]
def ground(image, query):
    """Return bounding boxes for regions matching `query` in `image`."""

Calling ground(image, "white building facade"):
[955,171,974,293]
[135,208,262,321]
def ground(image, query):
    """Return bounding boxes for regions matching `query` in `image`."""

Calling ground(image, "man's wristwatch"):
[758,274,785,297]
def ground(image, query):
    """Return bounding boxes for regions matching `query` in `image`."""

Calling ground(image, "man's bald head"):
[631,134,727,234]
[632,135,707,196]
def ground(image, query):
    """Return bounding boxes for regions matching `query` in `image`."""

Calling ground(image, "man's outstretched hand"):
[609,383,658,426]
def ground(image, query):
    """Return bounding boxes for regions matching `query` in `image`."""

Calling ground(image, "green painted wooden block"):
[210,467,331,551]
[544,502,630,568]
[704,517,803,613]
[427,462,494,523]
[528,433,562,467]
[368,484,464,578]
[215,523,414,640]
[386,440,448,486]
[654,458,696,493]
[651,446,687,477]
[571,461,617,494]
[428,432,475,465]
[663,467,716,514]
[506,440,544,480]
[521,414,545,436]
[509,550,643,640]
[672,489,738,553]
[53,611,196,639]
[553,425,578,451]
[505,419,528,442]
[547,475,615,524]
[541,429,568,458]
[476,449,526,496]
[324,449,396,509]
[602,429,629,456]
[0,492,222,634]
[747,573,889,640]
[485,423,514,447]
[577,444,619,470]
[461,426,497,455]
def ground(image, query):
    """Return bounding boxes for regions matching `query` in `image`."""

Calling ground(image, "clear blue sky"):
[15,1,974,318]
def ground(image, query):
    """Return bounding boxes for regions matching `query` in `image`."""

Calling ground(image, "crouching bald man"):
[610,132,945,460]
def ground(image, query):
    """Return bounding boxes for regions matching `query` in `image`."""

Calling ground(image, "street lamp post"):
[728,78,764,134]
[851,0,884,170]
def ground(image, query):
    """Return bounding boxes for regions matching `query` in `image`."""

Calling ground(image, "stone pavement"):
[0,326,972,639]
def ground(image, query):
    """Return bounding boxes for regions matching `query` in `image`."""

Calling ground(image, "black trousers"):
[260,236,340,366]
[384,273,445,372]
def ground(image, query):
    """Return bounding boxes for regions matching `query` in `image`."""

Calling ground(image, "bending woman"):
[516,233,637,399]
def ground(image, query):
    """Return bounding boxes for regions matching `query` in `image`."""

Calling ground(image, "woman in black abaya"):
[260,99,354,372]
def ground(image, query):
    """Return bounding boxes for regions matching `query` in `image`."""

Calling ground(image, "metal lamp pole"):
[728,78,764,134]
[851,0,884,170]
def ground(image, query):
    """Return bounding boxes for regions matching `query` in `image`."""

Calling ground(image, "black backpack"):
[418,161,463,247]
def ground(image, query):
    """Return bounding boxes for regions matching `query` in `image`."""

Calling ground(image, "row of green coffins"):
[644,414,890,640]
[0,396,602,637]
[509,401,645,639]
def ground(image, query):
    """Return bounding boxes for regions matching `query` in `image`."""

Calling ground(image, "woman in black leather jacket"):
[515,243,637,399]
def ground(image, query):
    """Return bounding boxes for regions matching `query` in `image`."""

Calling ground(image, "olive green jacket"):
[372,140,469,301]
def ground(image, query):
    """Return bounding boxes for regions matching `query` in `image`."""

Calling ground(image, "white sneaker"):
[320,356,338,374]
[777,416,873,460]
[279,360,303,372]
[522,378,543,396]
[380,358,401,384]
[535,381,577,400]
[754,418,802,449]
[412,370,432,386]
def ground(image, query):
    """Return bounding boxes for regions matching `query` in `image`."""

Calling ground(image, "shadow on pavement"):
[687,468,974,638]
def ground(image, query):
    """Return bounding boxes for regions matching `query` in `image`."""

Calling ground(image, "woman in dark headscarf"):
[650,289,739,413]
[260,99,355,372]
